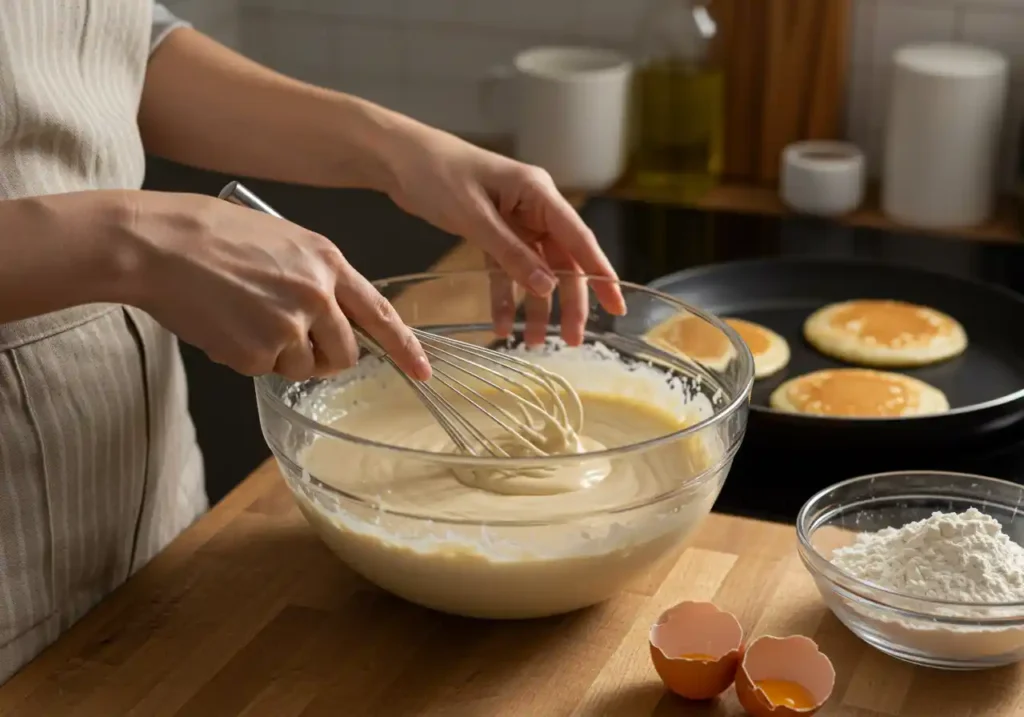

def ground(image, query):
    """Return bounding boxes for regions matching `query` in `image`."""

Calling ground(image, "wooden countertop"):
[3,458,1022,717]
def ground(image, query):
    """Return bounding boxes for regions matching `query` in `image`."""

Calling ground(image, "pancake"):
[723,317,791,379]
[803,299,967,367]
[769,368,949,418]
[645,312,737,371]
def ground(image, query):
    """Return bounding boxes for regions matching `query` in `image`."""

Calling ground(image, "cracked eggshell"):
[735,635,835,717]
[648,601,745,700]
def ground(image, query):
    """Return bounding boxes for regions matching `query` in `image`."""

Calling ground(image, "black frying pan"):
[647,257,1024,446]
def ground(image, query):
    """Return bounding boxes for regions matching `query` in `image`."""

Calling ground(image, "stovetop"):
[578,197,1024,523]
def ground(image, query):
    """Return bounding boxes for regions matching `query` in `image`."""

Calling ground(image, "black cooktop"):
[577,197,1024,523]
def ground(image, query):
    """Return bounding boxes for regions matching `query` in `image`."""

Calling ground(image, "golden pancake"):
[769,368,949,418]
[803,299,967,367]
[723,318,791,379]
[645,312,736,371]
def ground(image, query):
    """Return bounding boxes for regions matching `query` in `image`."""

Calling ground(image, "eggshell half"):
[649,601,745,700]
[735,635,835,717]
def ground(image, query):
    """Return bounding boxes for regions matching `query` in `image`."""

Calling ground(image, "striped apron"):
[0,0,207,683]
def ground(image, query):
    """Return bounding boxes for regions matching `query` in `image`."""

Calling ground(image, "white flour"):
[831,507,1024,603]
[827,508,1024,663]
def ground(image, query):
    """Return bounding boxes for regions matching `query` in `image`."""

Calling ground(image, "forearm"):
[0,192,142,323]
[139,28,411,194]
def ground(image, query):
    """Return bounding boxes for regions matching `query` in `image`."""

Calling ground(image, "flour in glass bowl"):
[831,508,1024,603]
[828,508,1024,661]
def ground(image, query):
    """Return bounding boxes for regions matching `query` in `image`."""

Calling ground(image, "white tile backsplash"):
[333,22,405,77]
[962,9,1024,65]
[871,3,958,67]
[961,7,1024,188]
[394,0,465,23]
[199,0,1024,185]
[844,63,875,144]
[849,0,877,67]
[579,0,646,44]
[462,0,583,33]
[403,26,529,80]
[242,10,335,78]
[400,80,491,134]
[303,0,399,20]
[168,0,239,43]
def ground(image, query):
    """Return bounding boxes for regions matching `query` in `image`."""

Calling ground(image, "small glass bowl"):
[797,471,1024,670]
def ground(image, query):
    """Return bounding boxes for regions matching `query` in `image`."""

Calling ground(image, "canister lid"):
[894,42,1008,78]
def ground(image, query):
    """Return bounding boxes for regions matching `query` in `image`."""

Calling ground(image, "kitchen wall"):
[165,0,1024,186]
[161,0,241,49]
[849,0,1024,186]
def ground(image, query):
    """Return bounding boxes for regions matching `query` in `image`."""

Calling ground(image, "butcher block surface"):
[1,457,1022,717]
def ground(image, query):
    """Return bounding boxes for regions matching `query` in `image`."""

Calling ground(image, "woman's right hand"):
[123,191,431,382]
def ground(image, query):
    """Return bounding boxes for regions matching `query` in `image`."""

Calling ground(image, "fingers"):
[468,188,557,299]
[486,254,516,340]
[333,260,431,381]
[544,242,588,346]
[523,291,550,347]
[309,300,360,377]
[274,339,316,381]
[541,187,627,317]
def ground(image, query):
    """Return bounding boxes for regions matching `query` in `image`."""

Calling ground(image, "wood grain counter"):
[3,458,1022,716]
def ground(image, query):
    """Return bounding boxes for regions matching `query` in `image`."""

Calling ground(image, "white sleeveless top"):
[0,0,207,684]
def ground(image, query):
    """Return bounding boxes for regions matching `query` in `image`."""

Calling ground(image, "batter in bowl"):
[294,341,728,618]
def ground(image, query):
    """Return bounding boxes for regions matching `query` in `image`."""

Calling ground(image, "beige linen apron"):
[0,0,206,683]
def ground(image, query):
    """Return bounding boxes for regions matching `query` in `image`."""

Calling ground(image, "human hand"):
[382,123,626,347]
[124,192,430,381]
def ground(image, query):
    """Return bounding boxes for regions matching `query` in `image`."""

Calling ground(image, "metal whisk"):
[218,181,584,459]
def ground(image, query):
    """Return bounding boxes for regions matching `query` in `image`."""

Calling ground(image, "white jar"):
[882,43,1008,229]
[780,141,866,217]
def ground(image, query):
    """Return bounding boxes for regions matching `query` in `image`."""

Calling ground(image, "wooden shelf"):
[464,133,1021,244]
[607,182,1022,244]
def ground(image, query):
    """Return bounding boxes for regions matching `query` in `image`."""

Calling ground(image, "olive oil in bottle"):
[629,0,725,200]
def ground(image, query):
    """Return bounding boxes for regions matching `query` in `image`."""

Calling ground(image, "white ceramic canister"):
[482,47,634,192]
[882,43,1008,229]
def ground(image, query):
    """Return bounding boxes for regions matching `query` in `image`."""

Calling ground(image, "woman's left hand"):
[382,123,627,347]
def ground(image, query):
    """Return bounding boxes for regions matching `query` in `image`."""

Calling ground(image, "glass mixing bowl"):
[256,271,753,619]
[798,471,1024,669]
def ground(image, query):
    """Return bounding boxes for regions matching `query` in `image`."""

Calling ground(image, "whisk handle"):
[215,181,384,356]
[218,181,284,219]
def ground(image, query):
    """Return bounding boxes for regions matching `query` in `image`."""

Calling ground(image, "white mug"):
[483,46,634,192]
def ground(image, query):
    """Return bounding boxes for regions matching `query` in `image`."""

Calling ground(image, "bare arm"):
[138,28,408,194]
[0,192,141,324]
[0,188,429,379]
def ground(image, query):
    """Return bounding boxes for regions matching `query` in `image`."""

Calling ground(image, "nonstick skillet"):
[647,257,1024,447]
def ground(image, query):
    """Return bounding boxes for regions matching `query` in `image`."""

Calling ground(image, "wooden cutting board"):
[715,0,851,183]
[2,457,1021,717]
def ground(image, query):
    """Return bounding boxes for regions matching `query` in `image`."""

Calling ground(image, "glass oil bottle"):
[627,0,725,201]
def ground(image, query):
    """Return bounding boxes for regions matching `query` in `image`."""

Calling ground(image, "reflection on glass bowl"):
[798,470,1024,669]
[256,271,752,619]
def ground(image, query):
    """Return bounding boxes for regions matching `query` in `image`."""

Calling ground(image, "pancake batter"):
[295,342,727,618]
